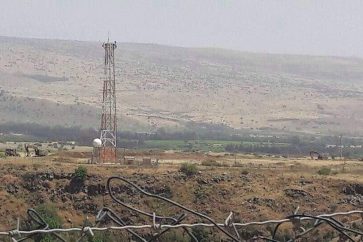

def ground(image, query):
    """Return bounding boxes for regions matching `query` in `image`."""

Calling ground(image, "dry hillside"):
[0,36,362,135]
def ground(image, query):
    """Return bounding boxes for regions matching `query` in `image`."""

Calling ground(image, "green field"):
[143,140,238,152]
[142,139,289,152]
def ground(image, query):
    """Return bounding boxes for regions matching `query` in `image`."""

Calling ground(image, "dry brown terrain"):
[0,36,363,135]
[0,150,362,241]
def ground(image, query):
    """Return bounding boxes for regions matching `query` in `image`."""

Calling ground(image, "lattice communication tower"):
[99,41,117,163]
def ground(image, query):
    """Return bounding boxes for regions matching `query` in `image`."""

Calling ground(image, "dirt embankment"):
[0,160,362,235]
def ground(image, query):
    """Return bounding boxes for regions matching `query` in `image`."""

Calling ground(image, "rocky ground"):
[0,154,362,241]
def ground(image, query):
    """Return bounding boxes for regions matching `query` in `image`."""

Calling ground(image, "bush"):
[66,166,88,193]
[32,204,62,242]
[179,163,198,176]
[74,166,87,182]
[35,203,62,228]
[317,167,331,175]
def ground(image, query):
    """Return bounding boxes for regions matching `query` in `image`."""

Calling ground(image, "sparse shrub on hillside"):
[191,227,212,241]
[201,159,221,167]
[66,166,88,193]
[352,221,363,231]
[194,186,209,203]
[31,204,62,242]
[35,203,62,228]
[317,167,331,175]
[179,163,198,176]
[322,230,336,241]
[74,166,87,182]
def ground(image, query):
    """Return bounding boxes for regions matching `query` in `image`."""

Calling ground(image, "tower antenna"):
[98,39,117,163]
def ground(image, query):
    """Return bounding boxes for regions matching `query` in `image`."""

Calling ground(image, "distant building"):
[142,157,152,165]
[124,156,135,165]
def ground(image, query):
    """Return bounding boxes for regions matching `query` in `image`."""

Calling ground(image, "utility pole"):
[339,135,343,160]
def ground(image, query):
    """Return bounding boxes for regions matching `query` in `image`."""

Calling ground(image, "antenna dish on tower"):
[93,138,102,148]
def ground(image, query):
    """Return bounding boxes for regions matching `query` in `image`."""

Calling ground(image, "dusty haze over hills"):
[0,36,362,136]
[1,0,362,57]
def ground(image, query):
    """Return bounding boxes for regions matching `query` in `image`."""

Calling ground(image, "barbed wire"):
[0,176,362,242]
[2,211,363,242]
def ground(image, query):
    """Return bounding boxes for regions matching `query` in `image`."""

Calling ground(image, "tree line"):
[0,122,362,158]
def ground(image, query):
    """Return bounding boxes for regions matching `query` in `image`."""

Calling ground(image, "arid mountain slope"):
[0,36,362,135]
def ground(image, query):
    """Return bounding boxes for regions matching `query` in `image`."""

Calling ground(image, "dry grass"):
[0,150,361,234]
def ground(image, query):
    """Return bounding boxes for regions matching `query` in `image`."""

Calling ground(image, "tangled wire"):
[1,176,362,241]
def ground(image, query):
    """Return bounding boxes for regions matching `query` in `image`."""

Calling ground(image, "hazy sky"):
[1,0,362,57]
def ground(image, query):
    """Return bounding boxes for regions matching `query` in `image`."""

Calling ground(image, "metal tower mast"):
[99,41,117,163]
